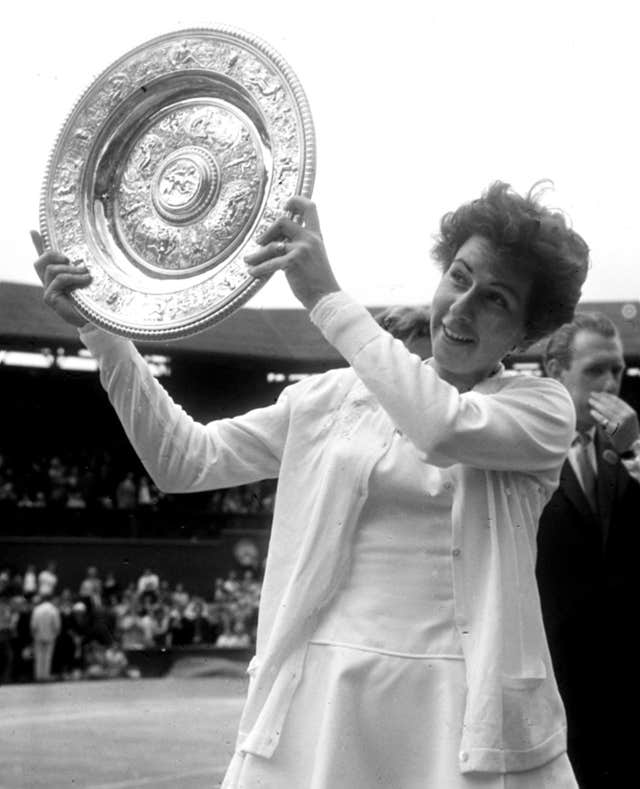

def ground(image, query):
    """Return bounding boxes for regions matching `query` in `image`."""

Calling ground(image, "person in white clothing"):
[136,568,160,596]
[37,562,57,598]
[33,181,589,787]
[30,594,61,681]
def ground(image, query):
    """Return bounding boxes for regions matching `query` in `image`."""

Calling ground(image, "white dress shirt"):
[568,426,597,493]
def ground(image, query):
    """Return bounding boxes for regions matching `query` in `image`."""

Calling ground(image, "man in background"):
[0,589,15,683]
[537,312,640,788]
[374,304,431,358]
[30,593,61,681]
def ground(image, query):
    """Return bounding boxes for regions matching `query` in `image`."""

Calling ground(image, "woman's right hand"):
[31,230,93,329]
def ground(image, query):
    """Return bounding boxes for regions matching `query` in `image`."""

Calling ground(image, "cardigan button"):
[452,548,461,557]
[459,751,469,762]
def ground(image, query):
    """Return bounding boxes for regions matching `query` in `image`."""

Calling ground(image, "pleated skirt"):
[221,641,577,789]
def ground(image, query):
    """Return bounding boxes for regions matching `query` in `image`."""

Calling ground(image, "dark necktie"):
[574,432,598,515]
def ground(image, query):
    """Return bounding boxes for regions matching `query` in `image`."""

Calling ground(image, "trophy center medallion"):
[152,146,220,224]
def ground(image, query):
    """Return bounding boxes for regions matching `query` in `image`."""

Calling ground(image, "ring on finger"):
[275,240,288,256]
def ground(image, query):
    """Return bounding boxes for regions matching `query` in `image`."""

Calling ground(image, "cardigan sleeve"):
[310,292,575,472]
[79,327,289,493]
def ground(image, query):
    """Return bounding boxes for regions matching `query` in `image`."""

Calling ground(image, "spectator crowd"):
[0,561,261,685]
[0,449,275,515]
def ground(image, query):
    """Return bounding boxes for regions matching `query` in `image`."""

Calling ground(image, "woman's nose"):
[448,289,476,319]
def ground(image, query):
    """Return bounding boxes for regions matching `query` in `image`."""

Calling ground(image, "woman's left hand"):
[244,196,341,310]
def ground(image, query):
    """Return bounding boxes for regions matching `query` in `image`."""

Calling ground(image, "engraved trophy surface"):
[40,28,316,340]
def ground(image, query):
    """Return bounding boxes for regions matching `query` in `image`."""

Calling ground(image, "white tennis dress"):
[222,430,577,788]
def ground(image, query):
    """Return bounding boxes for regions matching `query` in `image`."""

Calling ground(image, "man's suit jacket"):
[536,429,639,781]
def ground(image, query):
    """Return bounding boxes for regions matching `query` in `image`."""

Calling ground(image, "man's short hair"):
[375,305,430,343]
[543,311,618,371]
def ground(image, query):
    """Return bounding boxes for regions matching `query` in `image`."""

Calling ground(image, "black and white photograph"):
[1,1,639,787]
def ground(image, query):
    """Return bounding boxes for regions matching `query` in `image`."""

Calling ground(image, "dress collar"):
[424,359,505,393]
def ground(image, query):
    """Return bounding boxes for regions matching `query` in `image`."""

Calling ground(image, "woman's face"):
[430,235,531,390]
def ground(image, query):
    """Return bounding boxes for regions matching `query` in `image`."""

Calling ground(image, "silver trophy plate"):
[40,27,315,340]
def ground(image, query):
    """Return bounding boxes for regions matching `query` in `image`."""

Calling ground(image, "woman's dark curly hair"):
[431,181,590,348]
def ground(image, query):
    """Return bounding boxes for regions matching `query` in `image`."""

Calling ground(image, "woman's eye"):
[488,292,508,309]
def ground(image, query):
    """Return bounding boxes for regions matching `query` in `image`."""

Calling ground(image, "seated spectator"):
[213,578,226,604]
[150,605,171,649]
[240,569,260,599]
[57,588,75,616]
[222,570,240,598]
[207,600,226,642]
[78,464,99,510]
[3,571,24,598]
[48,457,68,508]
[231,620,251,648]
[137,568,160,596]
[216,621,251,648]
[104,643,132,678]
[137,475,156,508]
[66,486,87,509]
[102,572,121,605]
[83,639,130,680]
[59,601,90,680]
[23,491,46,508]
[0,568,11,595]
[37,562,58,598]
[167,604,188,647]
[171,582,190,610]
[157,579,172,607]
[90,604,117,648]
[115,472,137,510]
[78,566,102,610]
[119,604,154,650]
[0,467,17,504]
[17,492,36,507]
[261,488,275,513]
[183,599,214,645]
[84,641,108,678]
[47,456,65,486]
[22,565,38,599]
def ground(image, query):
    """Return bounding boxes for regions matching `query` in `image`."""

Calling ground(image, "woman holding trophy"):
[33,180,588,787]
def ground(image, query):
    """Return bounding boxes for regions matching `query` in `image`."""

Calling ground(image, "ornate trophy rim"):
[40,26,316,341]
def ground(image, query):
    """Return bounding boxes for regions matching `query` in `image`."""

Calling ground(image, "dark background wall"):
[0,356,289,458]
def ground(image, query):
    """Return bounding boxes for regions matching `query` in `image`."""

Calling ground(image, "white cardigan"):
[80,291,575,774]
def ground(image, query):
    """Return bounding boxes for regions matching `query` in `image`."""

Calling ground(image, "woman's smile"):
[441,323,475,344]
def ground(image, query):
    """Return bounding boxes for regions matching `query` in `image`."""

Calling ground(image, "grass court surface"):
[1,675,247,788]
